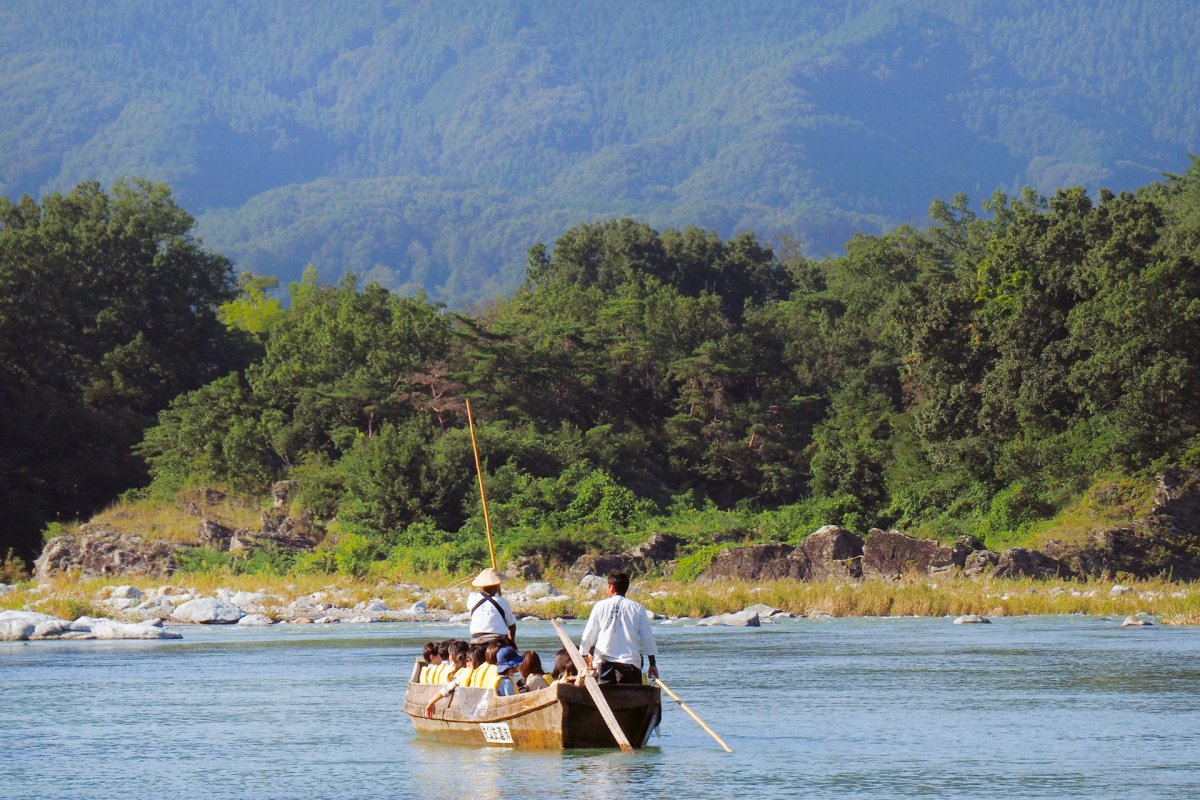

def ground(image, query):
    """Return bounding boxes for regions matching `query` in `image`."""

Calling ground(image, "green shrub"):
[293,547,336,574]
[332,532,380,577]
[176,546,236,573]
[0,549,29,583]
[671,543,727,581]
[236,546,296,576]
[41,522,68,542]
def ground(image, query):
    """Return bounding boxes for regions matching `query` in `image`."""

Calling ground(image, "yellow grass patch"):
[80,490,263,545]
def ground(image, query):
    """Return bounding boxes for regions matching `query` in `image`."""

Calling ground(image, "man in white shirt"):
[579,571,659,685]
[467,567,517,648]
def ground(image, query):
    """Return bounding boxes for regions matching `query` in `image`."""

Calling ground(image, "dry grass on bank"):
[633,576,1200,621]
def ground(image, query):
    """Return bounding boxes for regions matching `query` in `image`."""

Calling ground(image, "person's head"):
[519,650,544,679]
[551,648,576,680]
[484,640,502,665]
[438,640,452,661]
[495,646,523,676]
[423,641,439,663]
[472,567,505,595]
[468,644,487,669]
[449,640,469,668]
[607,571,630,596]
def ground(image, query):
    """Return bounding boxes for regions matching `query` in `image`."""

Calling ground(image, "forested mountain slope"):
[1,0,1197,304]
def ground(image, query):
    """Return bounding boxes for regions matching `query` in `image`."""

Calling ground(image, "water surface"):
[3,615,1198,799]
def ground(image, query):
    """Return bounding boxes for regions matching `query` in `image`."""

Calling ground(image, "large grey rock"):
[792,526,864,580]
[230,591,273,612]
[578,574,608,595]
[698,544,803,582]
[170,597,245,624]
[3,612,181,640]
[963,549,1000,577]
[523,582,557,599]
[697,610,762,628]
[0,619,36,640]
[862,529,980,579]
[34,529,180,579]
[109,585,145,600]
[197,518,236,550]
[237,614,274,626]
[508,556,543,581]
[992,548,1067,579]
[953,614,991,624]
[0,610,58,623]
[566,534,682,581]
[87,619,182,640]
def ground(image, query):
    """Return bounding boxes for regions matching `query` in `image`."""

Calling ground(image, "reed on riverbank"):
[4,571,1199,624]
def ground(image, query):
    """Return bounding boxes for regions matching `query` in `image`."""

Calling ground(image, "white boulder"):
[110,585,145,600]
[579,575,607,595]
[0,619,36,640]
[171,597,245,624]
[697,610,761,628]
[237,614,274,626]
[230,591,279,613]
[953,614,992,624]
[523,582,557,599]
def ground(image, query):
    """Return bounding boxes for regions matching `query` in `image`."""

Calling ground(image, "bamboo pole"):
[464,398,497,571]
[654,678,733,753]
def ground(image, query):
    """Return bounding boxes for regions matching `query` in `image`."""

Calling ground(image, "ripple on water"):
[3,617,1200,799]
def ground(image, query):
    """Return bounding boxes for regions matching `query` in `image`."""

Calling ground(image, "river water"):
[3,615,1199,799]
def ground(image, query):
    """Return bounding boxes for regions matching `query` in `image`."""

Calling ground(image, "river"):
[3,615,1199,799]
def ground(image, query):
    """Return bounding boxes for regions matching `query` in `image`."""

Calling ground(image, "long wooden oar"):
[654,677,733,753]
[464,398,497,570]
[551,619,635,754]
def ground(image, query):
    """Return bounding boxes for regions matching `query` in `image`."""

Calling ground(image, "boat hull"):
[403,680,661,749]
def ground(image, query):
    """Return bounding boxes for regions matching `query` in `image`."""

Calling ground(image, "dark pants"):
[596,661,642,685]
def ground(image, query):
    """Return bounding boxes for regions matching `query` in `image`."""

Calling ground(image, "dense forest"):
[1,1,1197,305]
[5,161,1198,572]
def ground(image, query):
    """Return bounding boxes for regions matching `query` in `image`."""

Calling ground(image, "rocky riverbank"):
[3,567,1198,641]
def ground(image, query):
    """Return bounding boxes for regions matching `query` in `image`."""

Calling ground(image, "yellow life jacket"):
[453,666,472,685]
[432,662,450,684]
[471,663,499,689]
[418,665,430,684]
[467,663,488,688]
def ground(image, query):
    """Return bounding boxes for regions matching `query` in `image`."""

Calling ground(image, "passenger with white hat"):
[467,567,517,648]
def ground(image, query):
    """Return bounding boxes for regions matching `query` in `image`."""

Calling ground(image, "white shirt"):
[580,594,657,666]
[467,591,516,636]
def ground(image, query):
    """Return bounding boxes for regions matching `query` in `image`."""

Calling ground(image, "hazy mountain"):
[2,0,1197,305]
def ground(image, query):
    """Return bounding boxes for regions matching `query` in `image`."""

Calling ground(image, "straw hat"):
[471,567,505,588]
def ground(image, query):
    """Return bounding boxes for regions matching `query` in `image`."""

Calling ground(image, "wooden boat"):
[402,663,661,749]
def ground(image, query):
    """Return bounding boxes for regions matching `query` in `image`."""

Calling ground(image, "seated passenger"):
[432,640,453,683]
[470,641,502,688]
[493,646,524,696]
[549,648,577,685]
[518,650,550,693]
[465,644,489,687]
[447,640,471,684]
[418,641,439,683]
[425,642,480,718]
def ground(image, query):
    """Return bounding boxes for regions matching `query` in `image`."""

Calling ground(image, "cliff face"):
[1042,470,1200,580]
[34,528,181,579]
[33,483,323,579]
[693,471,1200,583]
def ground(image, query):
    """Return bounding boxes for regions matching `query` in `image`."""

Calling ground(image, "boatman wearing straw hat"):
[467,567,517,648]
